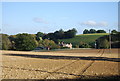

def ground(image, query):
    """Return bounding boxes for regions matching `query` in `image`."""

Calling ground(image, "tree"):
[46,33,55,39]
[54,29,64,39]
[71,28,77,36]
[15,33,37,51]
[83,29,89,34]
[9,35,17,50]
[96,30,106,33]
[38,39,60,49]
[89,29,96,33]
[96,32,120,48]
[100,39,109,48]
[1,34,12,50]
[111,30,117,34]
[96,38,109,49]
[36,32,45,41]
[64,28,77,38]
[111,32,120,48]
[42,28,77,40]
[0,34,2,50]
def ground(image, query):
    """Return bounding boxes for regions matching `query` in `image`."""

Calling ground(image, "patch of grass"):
[59,33,109,46]
[77,33,109,36]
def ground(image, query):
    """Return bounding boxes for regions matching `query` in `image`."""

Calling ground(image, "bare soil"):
[0,49,119,79]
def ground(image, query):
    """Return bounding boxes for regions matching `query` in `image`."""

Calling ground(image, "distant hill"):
[59,33,109,47]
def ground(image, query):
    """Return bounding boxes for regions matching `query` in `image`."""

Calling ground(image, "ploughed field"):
[0,49,119,79]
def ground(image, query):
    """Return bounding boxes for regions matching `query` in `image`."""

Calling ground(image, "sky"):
[2,2,118,35]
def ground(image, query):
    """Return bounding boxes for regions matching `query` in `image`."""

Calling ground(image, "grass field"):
[59,33,109,46]
[77,33,109,36]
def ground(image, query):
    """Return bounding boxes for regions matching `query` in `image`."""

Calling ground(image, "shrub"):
[60,47,69,49]
[89,42,96,48]
[38,39,60,49]
[75,45,79,48]
[79,41,91,48]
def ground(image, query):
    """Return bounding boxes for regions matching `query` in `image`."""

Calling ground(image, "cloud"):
[33,17,48,24]
[81,20,108,27]
[81,21,96,26]
[98,21,108,26]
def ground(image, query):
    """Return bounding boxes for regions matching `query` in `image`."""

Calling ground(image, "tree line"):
[37,28,77,42]
[0,28,119,50]
[0,28,77,51]
[83,29,106,34]
[83,29,118,34]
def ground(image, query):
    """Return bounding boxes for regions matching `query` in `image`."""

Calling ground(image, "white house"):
[59,42,72,49]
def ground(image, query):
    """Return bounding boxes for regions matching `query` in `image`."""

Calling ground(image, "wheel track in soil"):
[78,49,105,78]
[43,49,105,79]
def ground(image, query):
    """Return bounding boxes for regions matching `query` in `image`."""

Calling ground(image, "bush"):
[38,39,60,49]
[75,45,79,48]
[89,42,96,48]
[60,47,69,49]
[79,41,91,48]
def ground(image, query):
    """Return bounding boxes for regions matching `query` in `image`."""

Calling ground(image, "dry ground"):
[0,49,119,80]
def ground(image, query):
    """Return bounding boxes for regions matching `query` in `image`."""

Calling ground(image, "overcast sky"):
[2,2,118,35]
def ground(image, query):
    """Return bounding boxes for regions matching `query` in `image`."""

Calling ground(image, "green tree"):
[0,34,2,49]
[111,30,117,34]
[15,33,37,51]
[101,39,109,48]
[38,39,60,49]
[96,30,106,33]
[64,28,77,38]
[9,35,17,50]
[46,33,55,40]
[54,29,64,39]
[89,29,96,33]
[83,29,89,34]
[36,32,45,41]
[1,34,12,50]
[96,38,109,49]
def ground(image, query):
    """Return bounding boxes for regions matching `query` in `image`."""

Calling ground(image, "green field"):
[59,33,109,46]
